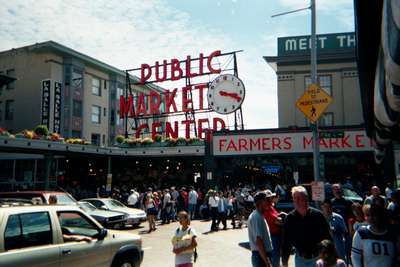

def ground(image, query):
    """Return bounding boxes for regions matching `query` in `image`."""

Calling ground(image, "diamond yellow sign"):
[296,83,333,122]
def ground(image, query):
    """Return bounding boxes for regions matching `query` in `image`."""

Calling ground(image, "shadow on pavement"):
[238,241,251,250]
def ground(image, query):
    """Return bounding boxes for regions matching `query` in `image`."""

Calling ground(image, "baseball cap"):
[265,189,276,198]
[253,191,267,203]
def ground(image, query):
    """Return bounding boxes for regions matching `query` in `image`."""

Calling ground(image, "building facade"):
[0,41,164,146]
[264,32,362,128]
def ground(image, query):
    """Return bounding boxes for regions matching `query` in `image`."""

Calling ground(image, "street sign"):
[296,83,333,122]
[319,131,344,139]
[311,181,325,201]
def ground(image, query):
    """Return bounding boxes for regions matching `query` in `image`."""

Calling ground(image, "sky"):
[0,0,355,130]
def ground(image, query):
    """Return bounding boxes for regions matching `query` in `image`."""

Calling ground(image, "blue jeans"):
[251,251,271,267]
[294,253,318,267]
[271,234,281,267]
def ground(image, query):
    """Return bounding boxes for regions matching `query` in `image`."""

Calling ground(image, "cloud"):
[0,0,278,129]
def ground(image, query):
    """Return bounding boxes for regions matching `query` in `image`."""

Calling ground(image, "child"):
[316,239,347,267]
[172,211,198,267]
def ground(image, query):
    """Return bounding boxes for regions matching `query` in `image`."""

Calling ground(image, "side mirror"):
[100,205,108,210]
[97,228,107,240]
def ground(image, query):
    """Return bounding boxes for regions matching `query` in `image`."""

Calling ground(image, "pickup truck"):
[0,204,143,267]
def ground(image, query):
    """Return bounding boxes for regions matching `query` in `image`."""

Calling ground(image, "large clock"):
[208,74,245,114]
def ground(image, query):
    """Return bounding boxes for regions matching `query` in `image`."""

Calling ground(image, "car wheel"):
[114,256,136,267]
[131,223,140,228]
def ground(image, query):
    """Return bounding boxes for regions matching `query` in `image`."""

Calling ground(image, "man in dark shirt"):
[331,183,353,224]
[282,186,331,267]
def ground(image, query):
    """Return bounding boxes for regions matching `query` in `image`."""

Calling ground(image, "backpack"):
[176,227,198,262]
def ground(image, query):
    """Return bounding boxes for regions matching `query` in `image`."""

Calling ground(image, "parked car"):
[82,198,147,228]
[0,191,77,205]
[0,204,143,267]
[78,201,128,228]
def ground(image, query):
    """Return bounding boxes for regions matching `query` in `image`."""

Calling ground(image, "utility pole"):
[310,0,321,184]
[272,0,321,185]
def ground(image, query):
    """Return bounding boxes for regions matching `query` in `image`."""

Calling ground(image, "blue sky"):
[0,0,355,130]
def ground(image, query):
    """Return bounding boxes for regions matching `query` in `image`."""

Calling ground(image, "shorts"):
[188,204,196,213]
[147,207,158,216]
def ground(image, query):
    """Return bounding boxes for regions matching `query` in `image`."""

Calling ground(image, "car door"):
[0,211,60,267]
[57,211,111,267]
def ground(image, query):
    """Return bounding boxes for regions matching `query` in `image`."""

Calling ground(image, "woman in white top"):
[172,211,197,267]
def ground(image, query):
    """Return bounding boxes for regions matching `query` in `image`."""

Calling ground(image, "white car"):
[82,198,147,227]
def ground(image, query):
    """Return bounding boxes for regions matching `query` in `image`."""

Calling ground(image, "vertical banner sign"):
[41,80,51,128]
[53,82,62,133]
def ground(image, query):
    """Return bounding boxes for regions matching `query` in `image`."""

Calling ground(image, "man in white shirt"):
[162,189,172,224]
[208,190,219,231]
[188,186,198,220]
[127,189,139,208]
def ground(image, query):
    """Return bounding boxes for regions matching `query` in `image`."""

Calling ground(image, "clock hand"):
[219,91,242,102]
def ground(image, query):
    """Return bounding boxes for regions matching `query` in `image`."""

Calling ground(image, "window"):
[103,107,106,117]
[103,80,107,90]
[319,112,334,126]
[4,212,52,251]
[5,100,14,120]
[305,75,332,95]
[0,101,2,121]
[91,105,101,124]
[88,200,103,209]
[71,130,81,138]
[58,211,99,239]
[92,77,101,96]
[102,134,106,145]
[91,133,100,146]
[72,100,82,117]
[6,69,15,89]
[72,69,83,88]
[117,85,124,100]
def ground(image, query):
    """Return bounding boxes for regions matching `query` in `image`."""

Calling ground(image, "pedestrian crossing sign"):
[296,83,333,123]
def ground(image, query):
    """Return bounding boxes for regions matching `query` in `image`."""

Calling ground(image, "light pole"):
[272,0,320,184]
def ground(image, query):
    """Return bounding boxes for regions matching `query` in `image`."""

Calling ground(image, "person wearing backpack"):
[172,211,198,267]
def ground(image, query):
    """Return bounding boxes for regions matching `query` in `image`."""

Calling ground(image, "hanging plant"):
[115,135,125,144]
[34,125,49,136]
[177,137,187,145]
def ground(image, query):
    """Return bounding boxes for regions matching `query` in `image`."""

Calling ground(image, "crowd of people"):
[247,184,400,267]
[66,181,400,267]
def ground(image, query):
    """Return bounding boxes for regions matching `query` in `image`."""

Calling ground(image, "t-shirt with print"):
[172,226,197,265]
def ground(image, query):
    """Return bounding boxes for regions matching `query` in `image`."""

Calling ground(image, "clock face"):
[208,74,245,114]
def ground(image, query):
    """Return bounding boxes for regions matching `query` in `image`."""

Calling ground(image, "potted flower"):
[141,137,153,146]
[23,130,35,139]
[115,135,125,144]
[50,133,61,142]
[0,128,10,137]
[126,138,137,147]
[165,137,177,146]
[153,134,162,143]
[177,137,187,145]
[34,125,49,138]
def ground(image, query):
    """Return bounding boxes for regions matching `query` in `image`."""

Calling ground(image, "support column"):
[106,156,112,194]
[44,154,54,190]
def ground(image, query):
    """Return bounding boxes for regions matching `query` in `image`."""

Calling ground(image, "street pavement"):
[127,219,294,267]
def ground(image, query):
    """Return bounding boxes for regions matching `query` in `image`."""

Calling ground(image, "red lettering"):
[250,138,261,150]
[171,59,183,81]
[182,86,193,112]
[197,118,209,139]
[181,120,195,139]
[226,139,238,151]
[151,121,162,140]
[140,64,152,84]
[303,136,313,149]
[283,137,292,150]
[219,138,227,151]
[185,55,198,78]
[238,138,248,151]
[328,137,340,148]
[272,137,281,150]
[341,135,352,148]
[195,83,207,110]
[213,117,226,131]
[165,121,178,138]
[135,93,147,116]
[319,138,328,148]
[262,138,271,150]
[135,124,149,138]
[155,60,167,82]
[149,91,161,115]
[207,50,222,74]
[199,53,204,75]
[119,95,134,118]
[165,89,178,113]
[355,134,364,148]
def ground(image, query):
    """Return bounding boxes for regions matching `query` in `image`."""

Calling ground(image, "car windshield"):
[105,199,126,208]
[79,202,96,212]
[51,194,77,205]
